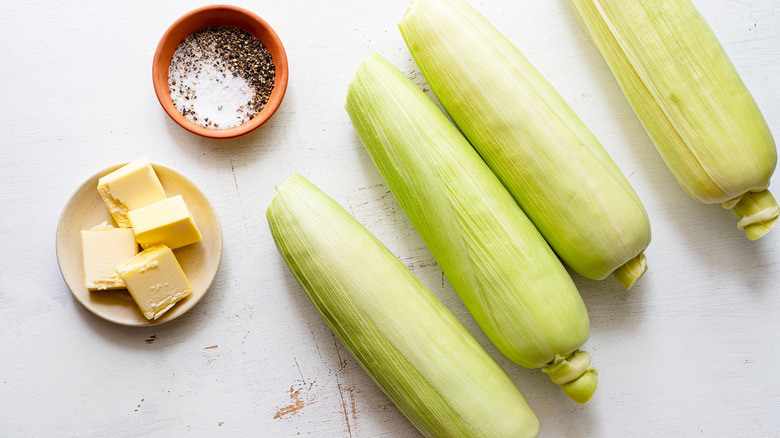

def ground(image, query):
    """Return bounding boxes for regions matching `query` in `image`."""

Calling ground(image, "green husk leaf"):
[346,52,596,403]
[569,0,777,238]
[399,0,651,283]
[267,174,540,437]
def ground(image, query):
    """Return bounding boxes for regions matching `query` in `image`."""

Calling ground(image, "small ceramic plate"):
[56,163,222,326]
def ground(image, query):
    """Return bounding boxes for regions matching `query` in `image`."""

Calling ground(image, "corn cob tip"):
[724,189,779,240]
[542,350,598,404]
[612,252,647,290]
[560,368,598,405]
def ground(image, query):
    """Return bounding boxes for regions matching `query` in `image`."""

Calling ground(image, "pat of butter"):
[81,223,138,290]
[127,195,202,250]
[98,157,167,227]
[117,244,192,320]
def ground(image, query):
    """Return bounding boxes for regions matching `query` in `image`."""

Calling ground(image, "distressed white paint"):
[1,0,779,436]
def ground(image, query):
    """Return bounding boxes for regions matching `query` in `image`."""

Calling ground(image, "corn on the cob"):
[399,0,652,289]
[346,52,597,403]
[266,174,540,437]
[569,0,778,239]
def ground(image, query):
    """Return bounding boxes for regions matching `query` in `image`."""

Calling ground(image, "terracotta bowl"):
[152,5,288,139]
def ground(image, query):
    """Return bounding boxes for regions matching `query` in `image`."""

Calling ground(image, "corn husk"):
[267,174,540,437]
[569,0,778,239]
[346,52,597,403]
[399,0,652,288]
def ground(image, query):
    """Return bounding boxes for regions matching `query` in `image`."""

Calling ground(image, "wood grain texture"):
[1,0,778,436]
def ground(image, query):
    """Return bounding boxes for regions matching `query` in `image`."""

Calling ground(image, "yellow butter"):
[98,157,167,227]
[127,195,202,249]
[117,244,192,320]
[81,223,138,290]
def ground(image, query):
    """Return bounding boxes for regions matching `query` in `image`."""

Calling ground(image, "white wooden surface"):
[2,0,779,436]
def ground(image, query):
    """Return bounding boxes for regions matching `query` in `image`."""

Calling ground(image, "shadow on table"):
[161,88,296,171]
[72,277,221,351]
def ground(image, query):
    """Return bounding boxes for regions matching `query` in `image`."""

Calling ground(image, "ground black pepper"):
[168,27,275,129]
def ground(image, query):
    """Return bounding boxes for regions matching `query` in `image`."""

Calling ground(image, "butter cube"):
[81,223,138,290]
[127,195,202,250]
[98,157,167,227]
[117,245,192,320]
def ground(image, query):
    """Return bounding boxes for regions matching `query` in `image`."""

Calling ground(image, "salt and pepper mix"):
[168,27,275,130]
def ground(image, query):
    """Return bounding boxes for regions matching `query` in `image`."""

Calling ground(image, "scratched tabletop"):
[2,0,780,436]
